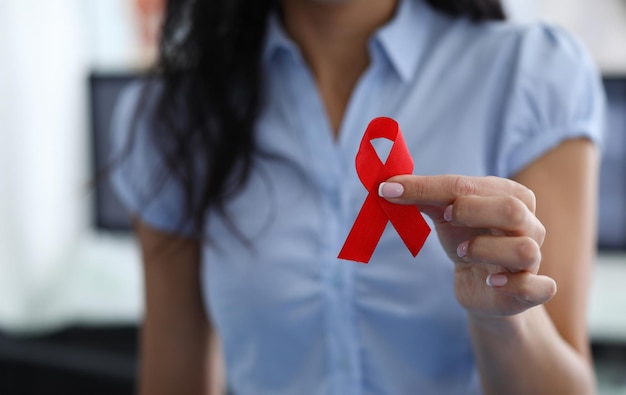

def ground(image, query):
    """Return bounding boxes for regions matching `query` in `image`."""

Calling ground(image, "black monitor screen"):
[89,73,139,232]
[89,73,626,249]
[598,77,626,250]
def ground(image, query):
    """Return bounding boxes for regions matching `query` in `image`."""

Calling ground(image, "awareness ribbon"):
[338,117,431,264]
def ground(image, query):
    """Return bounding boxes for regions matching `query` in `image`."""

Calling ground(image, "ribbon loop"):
[338,117,431,264]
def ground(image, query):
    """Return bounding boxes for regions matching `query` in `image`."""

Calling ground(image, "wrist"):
[466,308,534,339]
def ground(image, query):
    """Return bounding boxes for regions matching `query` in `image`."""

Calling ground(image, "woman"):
[112,0,605,393]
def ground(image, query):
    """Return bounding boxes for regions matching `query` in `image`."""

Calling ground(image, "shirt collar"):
[375,0,433,82]
[262,12,298,65]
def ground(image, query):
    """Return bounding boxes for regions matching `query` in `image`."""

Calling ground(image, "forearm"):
[468,306,596,395]
[139,314,212,395]
[135,221,221,395]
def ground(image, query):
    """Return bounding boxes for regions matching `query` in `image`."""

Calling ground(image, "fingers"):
[380,174,554,316]
[381,174,536,212]
[447,195,546,244]
[458,235,542,273]
[486,271,557,307]
[455,267,557,316]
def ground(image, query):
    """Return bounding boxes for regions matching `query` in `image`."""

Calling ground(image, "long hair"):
[137,0,506,237]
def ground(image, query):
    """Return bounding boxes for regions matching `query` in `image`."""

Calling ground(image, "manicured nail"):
[444,205,453,222]
[486,274,508,287]
[378,182,404,198]
[456,240,469,258]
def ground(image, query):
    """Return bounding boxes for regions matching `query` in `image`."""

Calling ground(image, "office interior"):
[0,0,625,394]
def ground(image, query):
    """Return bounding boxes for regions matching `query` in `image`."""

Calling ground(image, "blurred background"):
[0,0,625,394]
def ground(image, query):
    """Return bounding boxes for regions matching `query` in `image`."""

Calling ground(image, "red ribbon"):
[338,117,431,264]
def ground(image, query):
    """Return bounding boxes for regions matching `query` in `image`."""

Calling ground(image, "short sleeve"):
[494,24,606,178]
[109,81,191,235]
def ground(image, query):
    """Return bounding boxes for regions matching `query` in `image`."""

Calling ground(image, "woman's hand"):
[379,175,557,318]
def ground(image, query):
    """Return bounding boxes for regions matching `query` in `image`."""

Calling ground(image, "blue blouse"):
[111,0,605,394]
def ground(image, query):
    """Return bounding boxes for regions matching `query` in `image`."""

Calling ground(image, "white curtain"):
[0,0,142,333]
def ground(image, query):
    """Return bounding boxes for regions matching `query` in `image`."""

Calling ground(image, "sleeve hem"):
[505,124,604,178]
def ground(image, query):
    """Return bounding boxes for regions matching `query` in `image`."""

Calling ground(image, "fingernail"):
[486,274,508,287]
[444,205,453,222]
[456,240,469,258]
[378,182,404,198]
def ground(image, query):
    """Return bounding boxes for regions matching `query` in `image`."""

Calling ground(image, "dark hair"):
[425,0,505,21]
[139,0,505,237]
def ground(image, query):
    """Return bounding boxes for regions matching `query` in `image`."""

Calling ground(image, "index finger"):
[381,174,536,212]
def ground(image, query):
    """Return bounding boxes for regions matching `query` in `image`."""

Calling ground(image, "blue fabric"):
[110,0,605,394]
